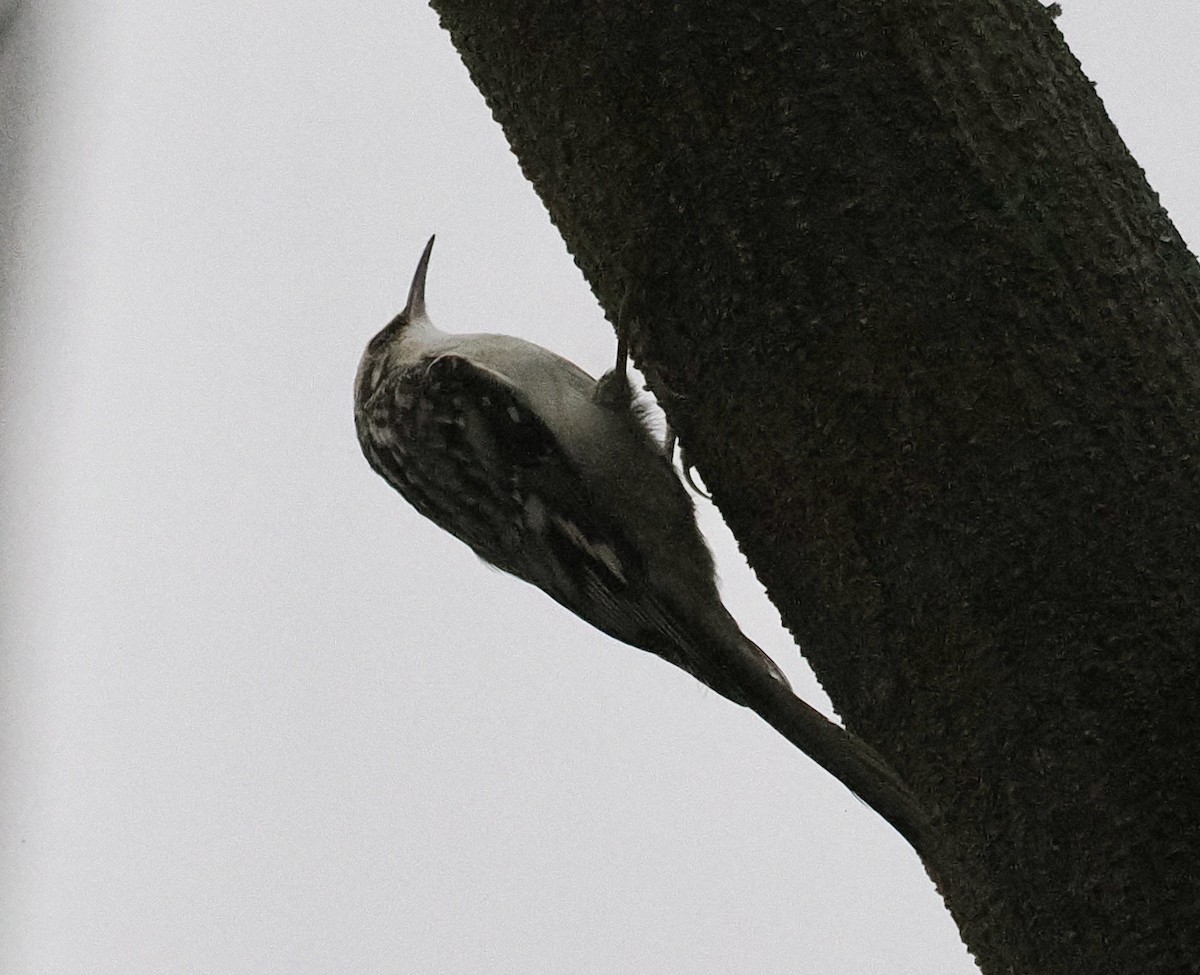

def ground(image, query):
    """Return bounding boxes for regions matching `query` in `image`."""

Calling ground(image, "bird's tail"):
[699,624,791,708]
[748,636,792,693]
[727,638,934,857]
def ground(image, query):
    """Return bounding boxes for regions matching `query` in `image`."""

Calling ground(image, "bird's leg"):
[677,445,710,497]
[609,283,708,493]
[594,284,636,411]
[613,283,631,380]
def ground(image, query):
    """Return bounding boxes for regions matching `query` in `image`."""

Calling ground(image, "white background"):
[2,3,1196,972]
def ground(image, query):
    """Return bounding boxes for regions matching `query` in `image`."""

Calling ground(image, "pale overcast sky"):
[2,3,1196,972]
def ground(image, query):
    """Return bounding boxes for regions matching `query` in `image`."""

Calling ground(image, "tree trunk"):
[424,1,1200,971]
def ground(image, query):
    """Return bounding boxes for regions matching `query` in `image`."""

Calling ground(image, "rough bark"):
[424,1,1200,972]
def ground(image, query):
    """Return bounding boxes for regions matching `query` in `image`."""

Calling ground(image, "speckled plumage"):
[354,237,789,706]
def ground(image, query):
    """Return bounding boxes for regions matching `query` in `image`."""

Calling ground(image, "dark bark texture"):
[425,1,1200,972]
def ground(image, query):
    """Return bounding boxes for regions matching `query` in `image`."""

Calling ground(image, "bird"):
[353,237,931,853]
[353,235,791,707]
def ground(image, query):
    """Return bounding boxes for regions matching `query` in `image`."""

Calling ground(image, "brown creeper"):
[354,238,930,853]
[354,236,789,704]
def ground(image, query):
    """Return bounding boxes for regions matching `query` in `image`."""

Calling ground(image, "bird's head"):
[355,234,437,408]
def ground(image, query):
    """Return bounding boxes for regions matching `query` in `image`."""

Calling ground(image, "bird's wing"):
[410,353,711,676]
[414,353,636,578]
